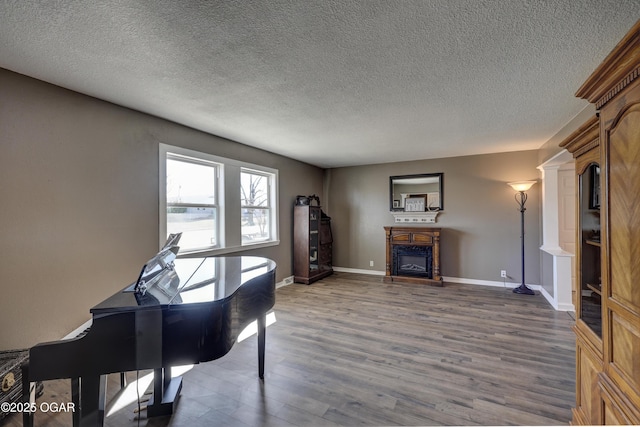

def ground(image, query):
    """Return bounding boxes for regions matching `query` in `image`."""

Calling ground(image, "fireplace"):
[384,226,442,286]
[393,245,433,278]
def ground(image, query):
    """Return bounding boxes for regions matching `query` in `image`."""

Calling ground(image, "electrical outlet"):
[370,260,374,267]
[500,270,507,278]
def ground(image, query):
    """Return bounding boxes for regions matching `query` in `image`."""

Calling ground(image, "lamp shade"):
[507,181,536,192]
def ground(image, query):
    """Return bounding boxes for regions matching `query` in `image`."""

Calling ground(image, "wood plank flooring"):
[3,272,576,426]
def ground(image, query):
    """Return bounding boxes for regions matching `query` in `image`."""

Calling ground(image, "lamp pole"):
[507,181,536,295]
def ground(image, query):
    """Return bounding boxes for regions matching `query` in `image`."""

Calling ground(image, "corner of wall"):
[537,104,596,165]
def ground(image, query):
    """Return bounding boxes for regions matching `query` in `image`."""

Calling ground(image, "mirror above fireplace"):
[390,173,443,212]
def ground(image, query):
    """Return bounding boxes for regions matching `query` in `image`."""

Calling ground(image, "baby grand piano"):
[22,240,276,427]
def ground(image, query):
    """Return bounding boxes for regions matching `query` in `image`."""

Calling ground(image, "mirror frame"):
[390,173,444,212]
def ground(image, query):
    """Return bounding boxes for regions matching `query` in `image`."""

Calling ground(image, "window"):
[241,169,273,244]
[166,153,219,251]
[160,144,279,254]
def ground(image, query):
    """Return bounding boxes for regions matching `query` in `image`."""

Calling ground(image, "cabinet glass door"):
[579,163,602,337]
[309,207,319,272]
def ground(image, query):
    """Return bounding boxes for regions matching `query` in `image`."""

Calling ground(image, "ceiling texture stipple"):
[1,1,639,168]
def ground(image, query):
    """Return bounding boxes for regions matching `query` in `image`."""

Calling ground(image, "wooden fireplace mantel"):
[384,226,442,286]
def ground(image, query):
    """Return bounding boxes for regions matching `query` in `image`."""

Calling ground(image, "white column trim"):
[537,150,575,312]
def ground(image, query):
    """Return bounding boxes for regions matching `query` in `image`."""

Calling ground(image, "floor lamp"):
[507,181,536,295]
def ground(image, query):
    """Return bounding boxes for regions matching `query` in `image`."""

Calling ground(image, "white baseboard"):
[556,302,575,312]
[538,286,575,312]
[333,266,385,276]
[442,275,541,291]
[251,268,571,313]
[330,268,577,311]
[276,275,295,288]
[333,267,540,290]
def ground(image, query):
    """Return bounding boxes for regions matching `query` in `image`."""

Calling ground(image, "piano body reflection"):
[22,250,276,427]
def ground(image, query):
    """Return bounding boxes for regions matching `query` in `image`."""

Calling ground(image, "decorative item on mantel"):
[392,210,439,223]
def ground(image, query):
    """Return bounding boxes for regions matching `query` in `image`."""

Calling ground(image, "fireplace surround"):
[384,226,442,286]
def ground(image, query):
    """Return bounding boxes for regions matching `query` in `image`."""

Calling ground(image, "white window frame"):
[241,168,276,246]
[165,152,221,252]
[159,143,279,255]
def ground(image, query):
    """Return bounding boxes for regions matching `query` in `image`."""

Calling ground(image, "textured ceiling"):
[1,1,638,168]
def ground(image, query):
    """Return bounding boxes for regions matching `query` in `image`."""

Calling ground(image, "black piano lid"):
[90,256,276,315]
[176,256,274,305]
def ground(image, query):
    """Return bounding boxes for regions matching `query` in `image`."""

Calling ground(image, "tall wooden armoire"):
[560,116,603,423]
[563,20,640,425]
[293,200,333,284]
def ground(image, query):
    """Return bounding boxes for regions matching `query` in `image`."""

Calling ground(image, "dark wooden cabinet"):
[563,20,640,425]
[293,205,333,284]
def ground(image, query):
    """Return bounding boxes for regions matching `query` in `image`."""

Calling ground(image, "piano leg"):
[21,363,34,427]
[258,314,266,379]
[76,374,106,427]
[147,367,183,418]
[71,377,80,426]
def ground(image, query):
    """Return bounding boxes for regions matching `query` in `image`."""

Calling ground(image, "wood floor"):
[3,272,576,426]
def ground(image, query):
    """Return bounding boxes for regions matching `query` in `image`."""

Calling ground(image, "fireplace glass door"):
[393,245,433,279]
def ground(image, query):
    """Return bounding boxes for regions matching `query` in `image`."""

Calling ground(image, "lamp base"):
[512,284,535,295]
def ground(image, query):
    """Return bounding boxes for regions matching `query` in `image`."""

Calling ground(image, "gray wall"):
[538,104,595,165]
[326,151,541,284]
[0,69,323,350]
